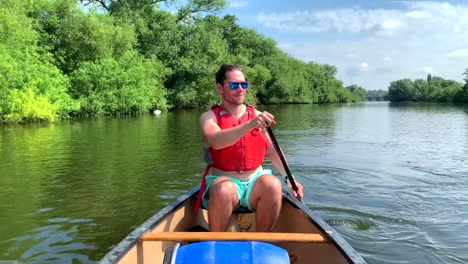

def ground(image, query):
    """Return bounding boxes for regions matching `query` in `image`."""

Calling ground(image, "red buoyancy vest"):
[209,104,267,172]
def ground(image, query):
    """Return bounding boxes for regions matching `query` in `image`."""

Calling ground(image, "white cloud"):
[405,10,429,18]
[229,0,248,8]
[360,62,369,70]
[256,3,468,36]
[381,18,404,30]
[423,67,433,73]
[256,1,468,89]
[256,8,406,34]
[447,49,468,57]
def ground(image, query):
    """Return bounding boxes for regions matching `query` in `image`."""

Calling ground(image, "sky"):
[221,0,468,90]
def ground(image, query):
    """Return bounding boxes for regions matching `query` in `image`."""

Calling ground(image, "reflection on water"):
[1,102,467,263]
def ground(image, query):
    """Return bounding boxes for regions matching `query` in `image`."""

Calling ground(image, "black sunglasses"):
[227,81,249,90]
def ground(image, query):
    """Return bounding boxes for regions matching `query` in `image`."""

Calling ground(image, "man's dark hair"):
[215,64,244,84]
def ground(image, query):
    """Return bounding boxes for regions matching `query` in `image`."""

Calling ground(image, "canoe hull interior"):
[101,187,366,264]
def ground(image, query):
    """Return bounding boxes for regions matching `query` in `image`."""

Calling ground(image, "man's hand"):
[287,179,304,199]
[250,111,276,129]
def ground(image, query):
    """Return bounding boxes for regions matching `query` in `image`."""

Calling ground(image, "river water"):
[0,102,467,263]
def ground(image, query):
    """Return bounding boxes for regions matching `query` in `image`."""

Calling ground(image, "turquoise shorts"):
[202,169,272,211]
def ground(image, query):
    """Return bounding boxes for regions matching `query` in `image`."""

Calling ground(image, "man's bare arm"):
[201,110,276,150]
[200,111,255,150]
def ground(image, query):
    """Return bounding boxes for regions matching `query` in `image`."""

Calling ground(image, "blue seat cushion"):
[174,241,289,264]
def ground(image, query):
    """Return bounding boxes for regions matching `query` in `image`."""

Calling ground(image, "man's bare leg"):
[249,175,283,232]
[207,177,239,231]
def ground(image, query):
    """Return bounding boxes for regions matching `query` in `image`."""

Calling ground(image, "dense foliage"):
[0,0,376,122]
[387,73,468,103]
[0,1,77,122]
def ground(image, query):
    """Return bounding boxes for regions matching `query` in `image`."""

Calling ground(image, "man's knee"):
[261,175,283,194]
[250,175,282,202]
[210,180,238,202]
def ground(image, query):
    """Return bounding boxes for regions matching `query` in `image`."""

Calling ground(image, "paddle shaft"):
[266,127,299,192]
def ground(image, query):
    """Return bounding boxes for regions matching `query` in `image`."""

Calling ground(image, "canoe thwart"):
[141,232,327,243]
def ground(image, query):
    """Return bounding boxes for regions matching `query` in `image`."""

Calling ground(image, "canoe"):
[100,185,367,264]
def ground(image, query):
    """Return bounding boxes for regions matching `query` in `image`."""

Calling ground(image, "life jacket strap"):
[194,165,212,213]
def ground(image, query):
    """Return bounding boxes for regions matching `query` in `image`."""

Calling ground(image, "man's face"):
[217,70,247,106]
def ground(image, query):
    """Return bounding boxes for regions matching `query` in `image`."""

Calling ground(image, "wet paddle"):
[266,126,301,201]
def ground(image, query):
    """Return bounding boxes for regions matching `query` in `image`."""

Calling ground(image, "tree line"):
[0,0,366,123]
[387,72,468,103]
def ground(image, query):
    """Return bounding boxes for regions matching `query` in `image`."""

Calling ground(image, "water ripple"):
[1,104,467,264]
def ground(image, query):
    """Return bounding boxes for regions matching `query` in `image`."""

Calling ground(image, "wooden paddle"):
[141,232,326,243]
[266,127,300,200]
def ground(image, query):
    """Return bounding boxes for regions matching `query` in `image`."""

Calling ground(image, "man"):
[199,64,304,232]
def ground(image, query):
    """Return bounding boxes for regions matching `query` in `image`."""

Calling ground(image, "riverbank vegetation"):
[0,0,367,123]
[387,73,468,103]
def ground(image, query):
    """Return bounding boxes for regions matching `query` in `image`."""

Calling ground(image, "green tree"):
[0,0,368,123]
[427,77,462,102]
[346,85,366,102]
[388,79,416,101]
[81,0,226,22]
[458,69,468,102]
[32,0,137,74]
[464,69,468,86]
[413,79,427,101]
[243,64,272,104]
[175,0,226,22]
[0,1,77,122]
[164,18,229,108]
[69,51,169,115]
[387,76,464,103]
